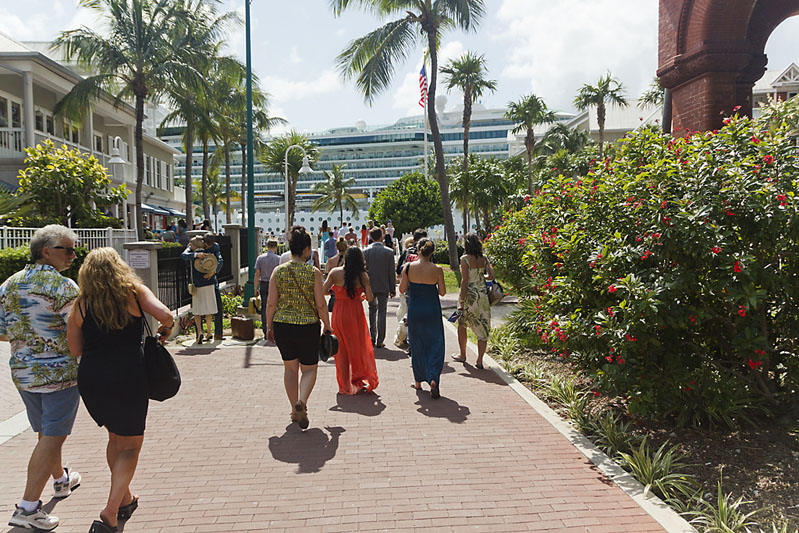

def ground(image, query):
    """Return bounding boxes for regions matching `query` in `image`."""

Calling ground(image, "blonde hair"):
[335,236,348,253]
[77,248,141,331]
[404,237,414,249]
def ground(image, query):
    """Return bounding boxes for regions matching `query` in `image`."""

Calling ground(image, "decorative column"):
[22,72,35,149]
[123,241,163,335]
[223,224,243,286]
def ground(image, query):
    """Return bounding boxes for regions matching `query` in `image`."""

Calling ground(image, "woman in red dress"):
[323,247,379,394]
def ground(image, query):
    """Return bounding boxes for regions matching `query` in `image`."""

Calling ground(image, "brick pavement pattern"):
[0,298,665,532]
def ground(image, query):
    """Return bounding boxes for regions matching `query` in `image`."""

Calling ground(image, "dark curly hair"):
[343,246,366,299]
[288,225,311,256]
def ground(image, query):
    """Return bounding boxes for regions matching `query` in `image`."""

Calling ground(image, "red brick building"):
[657,0,799,132]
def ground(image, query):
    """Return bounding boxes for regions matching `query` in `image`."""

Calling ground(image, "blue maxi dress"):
[406,266,445,387]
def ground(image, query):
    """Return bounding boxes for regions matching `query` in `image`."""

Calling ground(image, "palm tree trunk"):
[526,129,535,195]
[184,123,195,230]
[134,90,146,241]
[240,142,246,224]
[339,202,343,230]
[224,144,231,224]
[598,102,606,159]
[475,209,482,233]
[462,89,472,236]
[426,30,459,277]
[201,138,209,221]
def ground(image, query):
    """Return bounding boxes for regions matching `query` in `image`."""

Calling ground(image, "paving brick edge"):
[443,320,697,533]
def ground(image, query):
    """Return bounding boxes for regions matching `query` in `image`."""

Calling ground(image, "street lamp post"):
[283,145,313,236]
[108,136,130,229]
[243,0,257,302]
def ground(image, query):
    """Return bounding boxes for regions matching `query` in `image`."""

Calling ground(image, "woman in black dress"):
[67,248,173,532]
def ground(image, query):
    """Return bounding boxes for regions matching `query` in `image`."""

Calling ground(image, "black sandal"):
[117,496,139,520]
[89,520,118,532]
[430,382,440,399]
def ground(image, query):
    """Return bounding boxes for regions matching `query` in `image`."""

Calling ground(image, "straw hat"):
[194,254,218,274]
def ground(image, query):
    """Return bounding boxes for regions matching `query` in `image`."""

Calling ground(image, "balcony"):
[0,128,24,157]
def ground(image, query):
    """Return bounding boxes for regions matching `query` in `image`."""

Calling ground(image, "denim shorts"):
[18,387,81,436]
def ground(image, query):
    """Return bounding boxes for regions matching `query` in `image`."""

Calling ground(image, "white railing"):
[0,127,24,157]
[0,226,137,256]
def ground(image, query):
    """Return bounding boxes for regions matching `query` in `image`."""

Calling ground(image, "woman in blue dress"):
[398,238,447,398]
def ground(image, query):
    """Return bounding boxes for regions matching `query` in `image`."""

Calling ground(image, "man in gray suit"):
[363,227,396,348]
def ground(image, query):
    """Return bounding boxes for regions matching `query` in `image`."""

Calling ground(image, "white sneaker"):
[53,467,81,498]
[8,501,59,530]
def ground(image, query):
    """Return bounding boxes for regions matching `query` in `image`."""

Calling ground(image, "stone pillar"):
[22,72,35,149]
[123,241,162,335]
[223,224,243,286]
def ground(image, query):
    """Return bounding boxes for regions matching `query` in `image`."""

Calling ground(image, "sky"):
[3,1,799,135]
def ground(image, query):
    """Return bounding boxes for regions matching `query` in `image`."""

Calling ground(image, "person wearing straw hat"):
[181,233,222,344]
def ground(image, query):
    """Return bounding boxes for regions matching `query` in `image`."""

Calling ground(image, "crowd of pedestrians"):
[0,220,496,531]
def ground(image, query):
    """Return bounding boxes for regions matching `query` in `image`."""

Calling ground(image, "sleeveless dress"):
[78,306,148,436]
[406,264,445,386]
[331,285,379,394]
[457,255,492,341]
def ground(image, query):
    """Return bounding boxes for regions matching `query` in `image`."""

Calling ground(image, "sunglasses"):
[53,246,77,256]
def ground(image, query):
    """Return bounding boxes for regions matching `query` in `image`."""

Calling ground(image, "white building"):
[0,31,183,230]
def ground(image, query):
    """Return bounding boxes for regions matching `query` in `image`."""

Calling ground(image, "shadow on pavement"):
[268,425,345,474]
[373,346,409,362]
[414,390,470,424]
[329,392,386,417]
[458,363,508,386]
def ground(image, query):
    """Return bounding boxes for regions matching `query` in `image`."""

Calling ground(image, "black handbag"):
[137,299,181,401]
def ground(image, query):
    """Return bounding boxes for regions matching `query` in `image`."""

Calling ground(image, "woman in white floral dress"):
[451,233,495,368]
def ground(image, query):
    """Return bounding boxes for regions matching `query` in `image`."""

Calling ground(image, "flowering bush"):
[486,100,799,426]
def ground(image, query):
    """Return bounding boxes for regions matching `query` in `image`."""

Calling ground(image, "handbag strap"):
[134,293,154,338]
[286,264,319,319]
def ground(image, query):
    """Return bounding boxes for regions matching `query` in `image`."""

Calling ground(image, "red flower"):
[605,355,613,363]
[641,250,653,260]
[753,349,765,357]
[711,246,722,255]
[689,315,697,324]
[607,307,614,317]
[748,359,762,370]
[733,260,742,273]
[733,105,742,112]
[685,386,692,392]
[777,194,788,207]
[595,325,602,336]
[738,306,747,317]
[593,391,600,397]
[523,194,530,203]
[751,136,761,144]
[519,238,527,247]
[617,358,625,365]
[608,285,617,293]
[763,155,774,165]
[661,200,667,209]
[625,334,637,342]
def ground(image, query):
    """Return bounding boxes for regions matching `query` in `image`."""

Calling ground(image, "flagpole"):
[423,98,429,179]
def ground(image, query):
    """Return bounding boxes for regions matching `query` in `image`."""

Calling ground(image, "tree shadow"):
[414,390,470,424]
[329,392,386,417]
[268,425,344,474]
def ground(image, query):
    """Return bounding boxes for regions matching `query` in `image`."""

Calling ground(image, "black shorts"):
[273,321,320,365]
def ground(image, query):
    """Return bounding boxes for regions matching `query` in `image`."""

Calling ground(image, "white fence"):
[0,226,137,256]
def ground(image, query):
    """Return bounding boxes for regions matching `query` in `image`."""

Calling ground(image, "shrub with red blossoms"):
[486,97,799,426]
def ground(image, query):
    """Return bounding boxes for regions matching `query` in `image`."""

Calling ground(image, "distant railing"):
[0,226,137,256]
[157,246,192,311]
[0,128,24,157]
[217,235,233,283]
[238,228,248,270]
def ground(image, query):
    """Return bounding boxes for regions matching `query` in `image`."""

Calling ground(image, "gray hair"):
[30,225,78,261]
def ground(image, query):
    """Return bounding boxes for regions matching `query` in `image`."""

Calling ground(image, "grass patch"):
[436,263,460,293]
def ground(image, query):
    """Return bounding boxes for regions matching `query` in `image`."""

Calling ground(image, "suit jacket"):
[364,242,396,295]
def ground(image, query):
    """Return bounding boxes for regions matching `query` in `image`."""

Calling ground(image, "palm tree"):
[441,52,496,234]
[52,0,231,239]
[639,77,665,108]
[539,123,589,155]
[505,93,557,194]
[311,163,359,227]
[448,155,476,234]
[259,131,319,230]
[574,73,628,159]
[332,0,486,274]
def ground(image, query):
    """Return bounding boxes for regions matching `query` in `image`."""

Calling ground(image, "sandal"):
[117,496,139,520]
[476,362,485,370]
[430,382,440,399]
[294,401,309,430]
[89,519,118,532]
[410,383,422,390]
[450,354,466,363]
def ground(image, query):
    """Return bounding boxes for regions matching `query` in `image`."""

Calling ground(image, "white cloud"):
[494,0,658,112]
[263,69,343,103]
[288,46,303,65]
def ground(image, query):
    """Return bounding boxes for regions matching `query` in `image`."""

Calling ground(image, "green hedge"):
[0,246,88,284]
[431,239,463,264]
[486,98,799,427]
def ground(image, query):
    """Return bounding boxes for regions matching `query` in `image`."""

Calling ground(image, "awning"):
[161,206,185,217]
[141,203,171,216]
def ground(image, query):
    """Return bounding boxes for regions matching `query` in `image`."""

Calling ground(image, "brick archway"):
[658,0,799,133]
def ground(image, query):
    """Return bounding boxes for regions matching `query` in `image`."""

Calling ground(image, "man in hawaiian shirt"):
[0,225,83,531]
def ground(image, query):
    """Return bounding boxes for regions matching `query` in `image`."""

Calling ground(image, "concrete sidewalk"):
[1,297,677,532]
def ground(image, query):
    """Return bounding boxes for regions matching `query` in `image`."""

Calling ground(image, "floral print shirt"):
[0,264,79,392]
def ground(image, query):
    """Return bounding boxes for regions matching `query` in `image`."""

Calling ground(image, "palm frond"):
[435,0,486,32]
[53,74,117,120]
[336,17,417,103]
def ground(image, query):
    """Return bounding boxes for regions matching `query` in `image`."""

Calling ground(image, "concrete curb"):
[442,319,697,533]
[0,411,30,446]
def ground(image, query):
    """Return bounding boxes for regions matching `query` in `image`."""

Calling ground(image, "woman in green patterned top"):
[265,226,332,429]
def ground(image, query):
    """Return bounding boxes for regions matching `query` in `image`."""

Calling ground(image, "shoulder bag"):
[136,298,181,401]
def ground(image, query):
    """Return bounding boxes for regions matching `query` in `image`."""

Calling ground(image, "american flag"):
[418,65,428,108]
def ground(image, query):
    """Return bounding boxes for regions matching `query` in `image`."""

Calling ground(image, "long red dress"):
[331,285,379,394]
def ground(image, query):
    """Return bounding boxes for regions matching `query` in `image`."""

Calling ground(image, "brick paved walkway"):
[0,298,672,532]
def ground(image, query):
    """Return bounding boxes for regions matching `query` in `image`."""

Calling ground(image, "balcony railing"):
[0,128,24,157]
